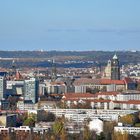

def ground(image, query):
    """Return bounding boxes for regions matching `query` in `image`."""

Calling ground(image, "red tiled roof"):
[62,98,111,103]
[62,93,96,100]
[62,98,80,101]
[50,94,63,96]
[113,100,140,105]
[74,78,98,85]
[113,100,128,104]
[126,100,140,105]
[123,77,133,83]
[50,81,65,85]
[100,79,125,85]
[86,99,111,103]
[74,78,125,85]
[96,91,120,96]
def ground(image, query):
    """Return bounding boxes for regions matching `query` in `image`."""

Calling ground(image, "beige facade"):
[103,60,111,79]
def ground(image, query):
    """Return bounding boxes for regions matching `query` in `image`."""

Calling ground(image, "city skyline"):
[0,0,140,51]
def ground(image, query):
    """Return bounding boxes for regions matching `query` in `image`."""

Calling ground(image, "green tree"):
[37,110,55,122]
[52,119,63,135]
[23,117,35,127]
[52,116,67,140]
[16,113,28,126]
[96,132,105,140]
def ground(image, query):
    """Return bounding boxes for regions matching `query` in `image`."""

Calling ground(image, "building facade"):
[0,76,6,99]
[24,78,39,103]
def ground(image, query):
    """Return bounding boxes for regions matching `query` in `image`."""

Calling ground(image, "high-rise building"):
[24,78,39,103]
[0,76,6,99]
[6,80,24,96]
[111,54,120,80]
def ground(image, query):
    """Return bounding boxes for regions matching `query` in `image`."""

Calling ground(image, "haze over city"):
[0,0,140,51]
[1,1,140,140]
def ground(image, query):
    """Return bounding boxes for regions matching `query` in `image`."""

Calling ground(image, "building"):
[74,78,126,92]
[103,60,111,79]
[1,99,10,110]
[0,76,6,99]
[114,123,140,135]
[46,81,66,94]
[116,91,140,101]
[6,114,17,127]
[51,59,57,82]
[17,100,35,110]
[123,77,137,90]
[62,93,96,101]
[64,78,75,93]
[112,100,140,110]
[96,91,119,101]
[6,80,24,97]
[24,78,39,103]
[74,85,86,93]
[0,114,17,127]
[111,54,120,80]
[103,54,120,80]
[39,83,46,96]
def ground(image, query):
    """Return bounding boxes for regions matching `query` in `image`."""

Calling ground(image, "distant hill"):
[0,51,139,68]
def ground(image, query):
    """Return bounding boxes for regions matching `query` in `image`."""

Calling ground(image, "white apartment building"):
[116,92,140,101]
[114,126,140,135]
[46,81,66,94]
[74,85,86,93]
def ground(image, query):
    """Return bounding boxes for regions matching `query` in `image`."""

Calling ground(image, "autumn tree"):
[120,114,134,125]
[52,119,64,139]
[103,121,117,140]
[52,116,67,140]
[137,83,140,91]
[112,131,129,140]
[83,125,96,140]
[0,120,3,126]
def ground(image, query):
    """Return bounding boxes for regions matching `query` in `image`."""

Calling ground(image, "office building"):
[0,76,6,99]
[24,78,39,103]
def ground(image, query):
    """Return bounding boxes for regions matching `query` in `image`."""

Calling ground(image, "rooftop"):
[74,78,125,85]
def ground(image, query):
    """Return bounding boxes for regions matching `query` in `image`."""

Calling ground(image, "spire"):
[113,54,118,60]
[12,59,16,69]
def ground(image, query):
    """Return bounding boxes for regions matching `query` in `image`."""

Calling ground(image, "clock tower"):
[111,54,120,80]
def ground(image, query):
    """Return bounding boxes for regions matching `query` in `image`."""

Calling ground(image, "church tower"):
[111,54,120,80]
[103,60,111,79]
[51,59,57,82]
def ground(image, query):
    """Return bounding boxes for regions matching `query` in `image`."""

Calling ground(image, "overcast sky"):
[0,0,140,51]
